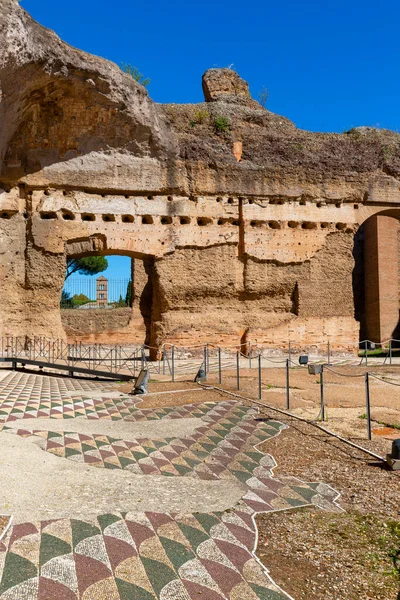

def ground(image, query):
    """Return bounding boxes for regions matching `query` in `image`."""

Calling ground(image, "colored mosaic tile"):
[0,512,294,600]
[0,371,341,599]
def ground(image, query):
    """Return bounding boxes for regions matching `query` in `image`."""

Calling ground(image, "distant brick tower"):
[96,276,108,307]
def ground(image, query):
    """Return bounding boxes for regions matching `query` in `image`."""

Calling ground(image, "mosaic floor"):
[0,371,340,599]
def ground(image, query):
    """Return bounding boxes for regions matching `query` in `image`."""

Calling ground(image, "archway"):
[353,210,400,344]
[60,241,156,347]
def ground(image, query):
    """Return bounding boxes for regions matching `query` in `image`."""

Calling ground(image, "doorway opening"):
[60,253,154,346]
[61,256,132,310]
[353,211,400,345]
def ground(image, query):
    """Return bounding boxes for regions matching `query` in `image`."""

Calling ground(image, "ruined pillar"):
[132,258,154,347]
[364,214,399,343]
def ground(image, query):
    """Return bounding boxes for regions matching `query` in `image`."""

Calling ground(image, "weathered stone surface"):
[202,68,250,102]
[1,0,400,349]
[61,307,145,344]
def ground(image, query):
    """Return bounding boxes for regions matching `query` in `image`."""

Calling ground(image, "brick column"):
[364,215,399,343]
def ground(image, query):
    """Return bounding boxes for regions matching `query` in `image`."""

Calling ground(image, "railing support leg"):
[286,358,290,410]
[365,372,372,440]
[320,364,325,421]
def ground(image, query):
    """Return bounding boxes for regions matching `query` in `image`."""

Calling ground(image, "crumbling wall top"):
[202,68,251,102]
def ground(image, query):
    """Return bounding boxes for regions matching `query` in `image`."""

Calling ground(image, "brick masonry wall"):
[364,215,400,342]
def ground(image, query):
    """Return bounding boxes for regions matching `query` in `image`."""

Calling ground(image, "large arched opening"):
[59,238,156,347]
[353,210,400,344]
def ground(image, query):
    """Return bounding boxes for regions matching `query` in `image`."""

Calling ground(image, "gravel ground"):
[257,508,400,600]
[255,415,400,600]
[190,371,400,599]
[206,365,400,456]
[116,381,227,409]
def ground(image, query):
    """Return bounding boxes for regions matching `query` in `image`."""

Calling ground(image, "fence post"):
[365,372,372,440]
[286,358,290,410]
[327,341,331,366]
[236,351,240,390]
[218,347,222,384]
[162,348,166,375]
[390,339,392,366]
[365,340,368,367]
[171,345,175,382]
[320,364,325,421]
[141,345,145,370]
[258,352,262,400]
[203,346,207,374]
[288,340,291,365]
[249,343,252,369]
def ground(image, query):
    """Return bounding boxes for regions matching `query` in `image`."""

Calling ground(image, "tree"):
[125,280,132,307]
[72,294,91,307]
[65,256,108,280]
[60,290,72,308]
[115,294,126,308]
[121,63,151,87]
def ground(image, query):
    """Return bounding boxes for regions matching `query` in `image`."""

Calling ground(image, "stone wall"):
[1,1,400,350]
[61,307,146,344]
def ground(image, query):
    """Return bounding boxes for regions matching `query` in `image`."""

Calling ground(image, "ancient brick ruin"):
[1,0,400,353]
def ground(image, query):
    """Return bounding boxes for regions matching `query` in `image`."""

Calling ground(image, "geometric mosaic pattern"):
[0,371,340,599]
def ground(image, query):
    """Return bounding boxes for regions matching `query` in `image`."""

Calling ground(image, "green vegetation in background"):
[65,256,108,280]
[61,291,92,307]
[125,280,132,307]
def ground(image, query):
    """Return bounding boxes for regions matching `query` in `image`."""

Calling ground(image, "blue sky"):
[63,256,132,300]
[22,0,400,133]
[21,0,399,280]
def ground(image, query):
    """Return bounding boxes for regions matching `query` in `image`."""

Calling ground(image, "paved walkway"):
[0,372,340,599]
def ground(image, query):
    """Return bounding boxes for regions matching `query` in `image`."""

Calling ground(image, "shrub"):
[193,108,210,124]
[72,293,91,306]
[121,63,150,88]
[214,116,230,133]
[258,86,269,108]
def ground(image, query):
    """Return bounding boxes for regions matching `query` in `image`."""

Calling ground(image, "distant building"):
[96,276,108,307]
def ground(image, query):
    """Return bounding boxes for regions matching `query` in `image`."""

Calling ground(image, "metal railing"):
[61,278,131,309]
[1,334,400,382]
[0,336,399,444]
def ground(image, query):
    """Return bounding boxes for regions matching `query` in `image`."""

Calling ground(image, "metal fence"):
[0,337,399,445]
[2,334,400,383]
[0,337,140,377]
[61,278,131,309]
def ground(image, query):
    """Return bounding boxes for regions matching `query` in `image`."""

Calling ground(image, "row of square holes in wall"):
[0,212,351,231]
[37,212,241,226]
[250,220,351,230]
[42,190,359,209]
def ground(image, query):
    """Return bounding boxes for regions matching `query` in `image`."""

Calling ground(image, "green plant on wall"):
[214,116,230,132]
[121,63,151,87]
[258,86,269,108]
